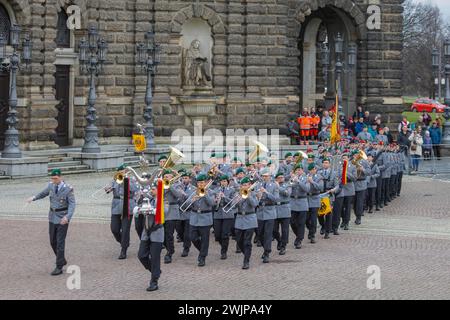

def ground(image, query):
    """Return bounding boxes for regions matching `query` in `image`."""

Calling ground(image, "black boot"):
[51,267,63,276]
[333,229,340,236]
[324,233,330,239]
[242,260,250,270]
[320,227,325,235]
[198,257,206,267]
[146,278,159,292]
[164,254,172,264]
[277,242,281,251]
[344,224,349,230]
[262,253,270,264]
[295,240,302,249]
[310,237,316,244]
[279,247,286,255]
[118,248,127,260]
[181,249,189,257]
[355,217,361,225]
[220,252,227,260]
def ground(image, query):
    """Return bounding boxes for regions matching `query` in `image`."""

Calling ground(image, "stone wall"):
[5,0,404,150]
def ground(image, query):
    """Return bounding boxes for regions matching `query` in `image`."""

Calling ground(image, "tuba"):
[248,141,269,163]
[352,150,368,166]
[163,147,185,170]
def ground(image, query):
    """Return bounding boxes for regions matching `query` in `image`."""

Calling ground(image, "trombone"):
[180,180,213,213]
[222,181,260,214]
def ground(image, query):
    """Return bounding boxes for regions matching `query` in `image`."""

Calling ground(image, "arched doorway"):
[299,5,359,116]
[0,3,11,150]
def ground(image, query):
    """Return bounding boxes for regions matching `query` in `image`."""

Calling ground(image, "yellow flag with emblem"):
[318,196,332,216]
[132,134,147,152]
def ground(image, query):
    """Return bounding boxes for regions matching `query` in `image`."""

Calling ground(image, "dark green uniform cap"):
[196,173,208,182]
[50,168,62,176]
[158,155,168,162]
[240,177,251,184]
[219,174,229,181]
[117,164,127,171]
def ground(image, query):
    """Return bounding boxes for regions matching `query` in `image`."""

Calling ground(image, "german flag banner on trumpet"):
[155,178,165,225]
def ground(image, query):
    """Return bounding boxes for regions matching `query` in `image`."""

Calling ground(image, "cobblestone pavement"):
[0,173,449,300]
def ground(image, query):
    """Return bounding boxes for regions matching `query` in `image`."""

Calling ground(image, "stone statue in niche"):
[183,39,211,87]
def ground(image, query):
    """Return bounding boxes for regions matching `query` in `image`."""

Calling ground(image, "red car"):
[411,98,446,113]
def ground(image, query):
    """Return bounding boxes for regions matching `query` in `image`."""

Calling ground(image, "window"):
[56,9,70,48]
[0,4,11,44]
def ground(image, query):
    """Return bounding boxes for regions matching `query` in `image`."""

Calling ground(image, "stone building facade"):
[0,0,404,151]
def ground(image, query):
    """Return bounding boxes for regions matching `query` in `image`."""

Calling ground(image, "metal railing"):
[407,144,450,175]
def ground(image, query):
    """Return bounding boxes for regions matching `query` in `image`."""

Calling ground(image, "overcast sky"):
[416,0,450,18]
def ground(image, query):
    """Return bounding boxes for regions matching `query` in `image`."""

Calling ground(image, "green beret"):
[235,167,245,175]
[158,155,168,162]
[351,149,360,156]
[210,153,216,158]
[308,154,315,159]
[284,152,293,158]
[245,162,252,167]
[196,173,208,182]
[117,164,126,171]
[181,172,191,178]
[322,157,331,163]
[294,164,303,171]
[308,163,316,171]
[50,168,62,176]
[219,174,229,181]
[260,168,271,176]
[293,152,300,157]
[162,169,172,176]
[240,177,251,184]
[275,171,284,178]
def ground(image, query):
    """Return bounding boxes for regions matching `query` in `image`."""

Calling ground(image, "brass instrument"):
[180,180,213,213]
[248,141,269,163]
[114,171,125,184]
[162,172,183,190]
[295,151,308,166]
[352,150,368,166]
[222,181,260,214]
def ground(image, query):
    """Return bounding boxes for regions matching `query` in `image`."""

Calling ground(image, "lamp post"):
[335,32,344,113]
[137,31,161,148]
[432,48,440,100]
[78,25,108,154]
[320,42,329,96]
[443,39,450,106]
[0,25,32,159]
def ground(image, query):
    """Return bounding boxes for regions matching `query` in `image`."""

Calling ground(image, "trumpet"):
[162,172,183,190]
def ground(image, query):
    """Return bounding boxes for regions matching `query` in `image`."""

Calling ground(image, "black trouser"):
[111,215,132,249]
[389,175,397,198]
[190,225,211,258]
[257,219,275,254]
[138,240,162,280]
[235,228,254,263]
[213,219,234,254]
[397,172,403,196]
[354,190,366,218]
[375,177,383,208]
[164,220,177,255]
[290,211,307,242]
[332,196,344,231]
[433,145,441,158]
[135,215,145,240]
[273,218,290,248]
[382,178,390,204]
[318,212,333,234]
[306,208,318,239]
[342,196,354,224]
[179,219,191,251]
[49,222,69,268]
[175,219,183,240]
[367,187,376,211]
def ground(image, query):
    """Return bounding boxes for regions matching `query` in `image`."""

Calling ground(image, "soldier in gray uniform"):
[189,174,215,267]
[381,148,392,207]
[397,145,405,197]
[161,170,184,264]
[289,164,310,249]
[105,164,140,260]
[331,160,344,236]
[366,152,380,214]
[374,143,385,211]
[256,168,280,263]
[136,183,164,292]
[341,154,357,230]
[234,177,259,269]
[213,175,237,259]
[280,153,294,178]
[306,163,324,243]
[353,151,369,225]
[27,169,75,276]
[389,149,399,201]
[318,158,337,239]
[273,172,292,255]
[178,172,195,257]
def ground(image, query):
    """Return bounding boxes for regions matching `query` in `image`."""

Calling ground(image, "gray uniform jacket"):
[354,160,369,192]
[256,181,280,221]
[357,131,373,141]
[34,182,76,224]
[280,162,294,179]
[342,164,357,197]
[381,153,391,179]
[235,192,259,230]
[214,186,237,219]
[391,153,398,175]
[375,134,389,145]
[189,191,215,227]
[164,184,184,221]
[276,183,292,219]
[368,163,380,188]
[109,178,139,216]
[289,175,310,212]
[319,168,338,201]
[307,174,324,208]
[140,198,164,243]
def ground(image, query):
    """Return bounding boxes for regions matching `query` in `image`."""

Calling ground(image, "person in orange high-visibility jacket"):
[310,113,321,142]
[298,110,311,145]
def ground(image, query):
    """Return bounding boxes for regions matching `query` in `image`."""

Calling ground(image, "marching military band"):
[27,138,406,292]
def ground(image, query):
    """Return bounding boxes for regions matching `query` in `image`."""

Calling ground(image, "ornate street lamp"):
[335,33,344,113]
[78,25,108,153]
[137,30,161,148]
[320,42,329,95]
[443,38,450,106]
[0,25,32,158]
